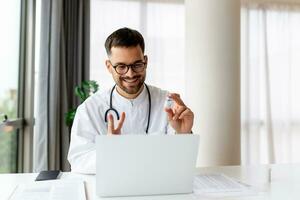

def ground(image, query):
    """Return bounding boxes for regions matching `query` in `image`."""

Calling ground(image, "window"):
[90,0,185,96]
[0,0,21,173]
[241,3,300,164]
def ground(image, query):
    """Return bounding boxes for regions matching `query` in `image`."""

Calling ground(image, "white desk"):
[1,164,300,200]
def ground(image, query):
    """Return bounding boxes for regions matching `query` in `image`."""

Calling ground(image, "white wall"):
[185,0,241,166]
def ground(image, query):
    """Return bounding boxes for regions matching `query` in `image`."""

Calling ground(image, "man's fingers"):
[168,93,185,106]
[173,106,186,120]
[178,108,191,119]
[116,112,126,131]
[107,112,126,135]
[165,108,174,121]
[107,114,114,134]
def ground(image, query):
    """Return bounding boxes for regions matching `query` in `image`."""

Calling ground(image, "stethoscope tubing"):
[104,84,151,133]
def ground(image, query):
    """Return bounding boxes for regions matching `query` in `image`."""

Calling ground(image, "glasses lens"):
[115,65,128,74]
[132,63,145,73]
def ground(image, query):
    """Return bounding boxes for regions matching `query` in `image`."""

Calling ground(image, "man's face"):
[106,45,147,95]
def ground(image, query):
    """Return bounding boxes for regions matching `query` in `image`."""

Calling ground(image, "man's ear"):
[144,55,148,65]
[105,60,112,73]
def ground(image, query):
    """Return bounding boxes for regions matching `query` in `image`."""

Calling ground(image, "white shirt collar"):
[113,84,148,107]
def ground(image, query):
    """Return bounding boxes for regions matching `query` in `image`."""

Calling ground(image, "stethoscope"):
[104,84,151,133]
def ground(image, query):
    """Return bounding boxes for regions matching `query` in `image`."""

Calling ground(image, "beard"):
[116,74,146,95]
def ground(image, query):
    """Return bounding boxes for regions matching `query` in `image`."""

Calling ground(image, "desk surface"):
[1,164,300,200]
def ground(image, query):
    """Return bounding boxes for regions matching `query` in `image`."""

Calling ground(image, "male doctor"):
[68,27,194,174]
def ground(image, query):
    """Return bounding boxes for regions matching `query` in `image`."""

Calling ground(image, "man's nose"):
[125,66,136,76]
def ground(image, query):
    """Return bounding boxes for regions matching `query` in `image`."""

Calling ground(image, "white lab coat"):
[67,84,175,174]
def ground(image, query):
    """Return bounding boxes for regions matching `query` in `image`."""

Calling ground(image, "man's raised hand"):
[107,112,126,135]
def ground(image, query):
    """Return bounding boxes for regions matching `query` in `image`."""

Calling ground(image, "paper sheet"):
[9,179,86,200]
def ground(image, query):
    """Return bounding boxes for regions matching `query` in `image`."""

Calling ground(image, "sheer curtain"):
[241,1,300,164]
[90,0,185,97]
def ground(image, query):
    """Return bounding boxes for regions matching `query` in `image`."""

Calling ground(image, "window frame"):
[0,0,36,173]
[0,0,33,173]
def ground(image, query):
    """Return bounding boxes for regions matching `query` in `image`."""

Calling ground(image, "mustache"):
[121,75,141,80]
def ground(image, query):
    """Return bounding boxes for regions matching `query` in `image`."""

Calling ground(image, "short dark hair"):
[105,27,145,56]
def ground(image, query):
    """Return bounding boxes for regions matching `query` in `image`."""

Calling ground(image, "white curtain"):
[241,2,300,164]
[90,0,185,97]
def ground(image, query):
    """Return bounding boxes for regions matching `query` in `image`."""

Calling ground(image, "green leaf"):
[65,80,99,127]
[82,81,90,90]
[65,108,77,126]
[75,87,86,102]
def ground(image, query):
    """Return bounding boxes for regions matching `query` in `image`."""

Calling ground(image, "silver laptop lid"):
[96,134,199,197]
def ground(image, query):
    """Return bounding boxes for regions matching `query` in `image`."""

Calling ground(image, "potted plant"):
[65,80,99,126]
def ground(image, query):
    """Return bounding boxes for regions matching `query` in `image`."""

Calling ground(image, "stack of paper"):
[9,180,86,200]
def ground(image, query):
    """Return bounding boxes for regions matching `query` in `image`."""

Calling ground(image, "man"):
[68,27,194,174]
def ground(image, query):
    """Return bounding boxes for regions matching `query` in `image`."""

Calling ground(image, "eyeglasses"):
[109,61,147,75]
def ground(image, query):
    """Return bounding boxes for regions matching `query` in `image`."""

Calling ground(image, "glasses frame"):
[109,60,147,75]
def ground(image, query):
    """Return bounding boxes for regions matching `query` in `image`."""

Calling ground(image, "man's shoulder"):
[78,87,111,109]
[146,84,168,100]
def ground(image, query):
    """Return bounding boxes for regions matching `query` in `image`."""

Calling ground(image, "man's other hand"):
[165,93,194,134]
[107,112,125,135]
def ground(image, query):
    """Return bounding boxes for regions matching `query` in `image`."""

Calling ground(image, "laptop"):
[96,134,199,197]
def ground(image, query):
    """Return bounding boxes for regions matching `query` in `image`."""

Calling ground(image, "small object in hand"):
[35,170,61,181]
[164,95,174,109]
